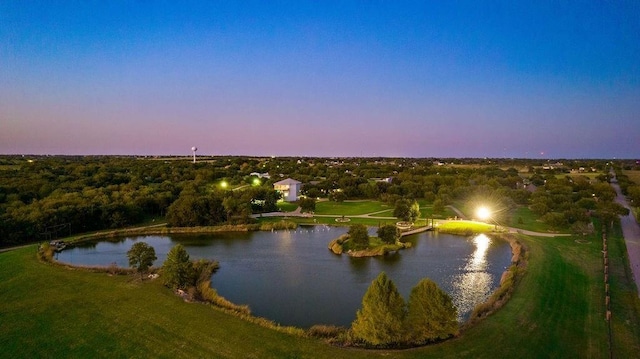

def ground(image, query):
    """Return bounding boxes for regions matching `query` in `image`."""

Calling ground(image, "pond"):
[56,226,512,328]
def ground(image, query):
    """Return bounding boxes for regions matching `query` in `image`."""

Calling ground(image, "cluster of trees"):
[165,186,280,227]
[616,170,640,215]
[0,156,281,246]
[350,272,458,347]
[393,198,421,222]
[346,224,400,251]
[0,157,180,245]
[529,174,628,232]
[126,242,219,296]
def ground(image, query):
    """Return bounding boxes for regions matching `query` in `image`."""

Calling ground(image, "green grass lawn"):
[508,207,558,233]
[437,220,494,234]
[418,204,457,219]
[607,222,640,355]
[276,201,299,212]
[2,222,639,358]
[314,200,392,215]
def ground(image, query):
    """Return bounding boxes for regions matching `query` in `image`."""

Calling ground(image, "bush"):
[307,325,347,339]
[196,280,251,315]
[259,221,297,231]
[37,243,54,262]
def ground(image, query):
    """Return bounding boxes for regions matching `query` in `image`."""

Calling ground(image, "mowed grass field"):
[314,200,392,215]
[2,223,639,358]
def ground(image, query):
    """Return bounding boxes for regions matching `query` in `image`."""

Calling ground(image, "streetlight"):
[476,206,497,231]
[476,206,491,221]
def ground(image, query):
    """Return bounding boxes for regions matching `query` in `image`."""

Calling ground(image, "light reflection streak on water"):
[467,234,490,272]
[452,234,493,320]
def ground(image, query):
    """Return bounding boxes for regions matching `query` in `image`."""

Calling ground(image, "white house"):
[273,178,302,202]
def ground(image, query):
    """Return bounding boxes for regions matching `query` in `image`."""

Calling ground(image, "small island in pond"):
[328,224,411,257]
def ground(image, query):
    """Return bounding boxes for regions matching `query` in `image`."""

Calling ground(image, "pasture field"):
[1,221,639,358]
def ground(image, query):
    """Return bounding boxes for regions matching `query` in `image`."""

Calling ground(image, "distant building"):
[274,178,302,202]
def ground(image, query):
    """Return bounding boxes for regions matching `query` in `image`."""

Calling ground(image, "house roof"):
[273,178,301,186]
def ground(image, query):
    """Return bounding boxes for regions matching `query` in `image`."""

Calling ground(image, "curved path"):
[610,174,640,297]
[256,206,571,237]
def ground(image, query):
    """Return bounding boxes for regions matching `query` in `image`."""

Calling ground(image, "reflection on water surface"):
[56,228,511,328]
[453,234,494,318]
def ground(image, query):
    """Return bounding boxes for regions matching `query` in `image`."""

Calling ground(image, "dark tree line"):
[1,155,629,246]
[0,156,280,246]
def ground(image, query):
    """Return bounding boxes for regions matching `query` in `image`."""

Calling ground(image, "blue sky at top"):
[1,1,639,158]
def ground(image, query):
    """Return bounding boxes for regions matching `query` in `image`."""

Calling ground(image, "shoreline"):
[45,224,525,341]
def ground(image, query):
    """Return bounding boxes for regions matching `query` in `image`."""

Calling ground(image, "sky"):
[1,1,639,159]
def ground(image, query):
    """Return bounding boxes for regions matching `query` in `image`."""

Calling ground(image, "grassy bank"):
[63,221,298,245]
[607,223,640,356]
[437,221,494,235]
[1,227,639,357]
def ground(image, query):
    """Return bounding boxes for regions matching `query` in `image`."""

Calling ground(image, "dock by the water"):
[400,226,433,237]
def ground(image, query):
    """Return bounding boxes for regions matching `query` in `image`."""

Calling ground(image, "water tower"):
[191,146,197,163]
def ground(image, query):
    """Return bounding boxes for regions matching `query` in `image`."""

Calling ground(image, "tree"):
[432,198,445,214]
[127,242,157,279]
[628,185,640,205]
[330,191,347,202]
[162,244,195,289]
[540,212,568,228]
[596,202,629,229]
[166,195,199,227]
[222,196,251,223]
[298,197,316,213]
[377,224,400,244]
[348,224,369,250]
[393,199,420,222]
[405,278,458,344]
[351,272,405,346]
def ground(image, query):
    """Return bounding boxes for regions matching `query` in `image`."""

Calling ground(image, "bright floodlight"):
[476,206,491,221]
[252,178,261,186]
[220,180,228,189]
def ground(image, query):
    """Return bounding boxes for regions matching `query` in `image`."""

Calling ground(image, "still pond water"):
[57,226,512,328]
